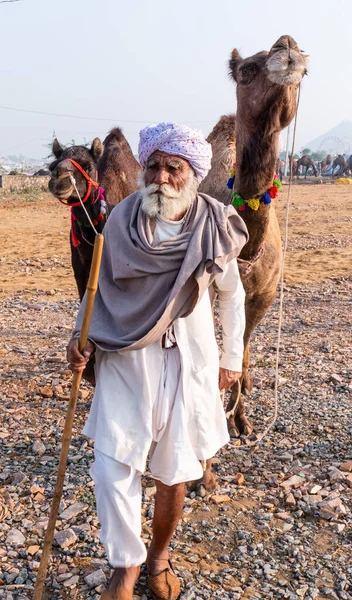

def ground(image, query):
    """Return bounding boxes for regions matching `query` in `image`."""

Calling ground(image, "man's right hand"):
[67,337,95,372]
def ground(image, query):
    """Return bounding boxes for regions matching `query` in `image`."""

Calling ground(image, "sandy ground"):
[0,184,351,600]
[0,184,351,299]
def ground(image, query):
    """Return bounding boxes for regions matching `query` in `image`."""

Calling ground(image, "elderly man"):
[67,123,248,600]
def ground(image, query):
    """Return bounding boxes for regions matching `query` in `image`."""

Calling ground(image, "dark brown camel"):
[320,153,333,173]
[296,155,318,177]
[332,154,347,177]
[48,128,140,300]
[198,36,307,494]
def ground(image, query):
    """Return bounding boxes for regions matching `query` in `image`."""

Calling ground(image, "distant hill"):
[305,121,352,154]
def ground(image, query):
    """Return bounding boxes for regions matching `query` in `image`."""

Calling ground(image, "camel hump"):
[207,114,236,144]
[103,127,130,149]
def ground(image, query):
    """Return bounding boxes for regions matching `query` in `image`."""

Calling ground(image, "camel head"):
[48,138,103,203]
[229,35,308,133]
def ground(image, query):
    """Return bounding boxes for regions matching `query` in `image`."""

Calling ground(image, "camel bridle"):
[56,158,100,207]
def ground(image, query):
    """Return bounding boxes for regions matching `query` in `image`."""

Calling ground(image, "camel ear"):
[229,48,242,81]
[90,138,103,162]
[52,138,64,158]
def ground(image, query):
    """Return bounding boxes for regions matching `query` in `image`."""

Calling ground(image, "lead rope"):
[226,85,301,454]
[69,174,99,236]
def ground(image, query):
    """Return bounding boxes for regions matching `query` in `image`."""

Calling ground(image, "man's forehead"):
[147,150,190,166]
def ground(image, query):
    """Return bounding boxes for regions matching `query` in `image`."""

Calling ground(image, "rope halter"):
[58,159,99,207]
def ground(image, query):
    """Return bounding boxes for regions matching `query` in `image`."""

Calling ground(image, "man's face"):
[140,150,198,221]
[144,151,192,192]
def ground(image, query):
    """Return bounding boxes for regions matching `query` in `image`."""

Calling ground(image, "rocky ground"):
[0,187,351,599]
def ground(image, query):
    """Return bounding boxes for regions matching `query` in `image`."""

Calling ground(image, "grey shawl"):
[74,191,248,351]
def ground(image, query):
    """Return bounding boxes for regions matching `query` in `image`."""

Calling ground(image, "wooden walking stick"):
[33,233,104,600]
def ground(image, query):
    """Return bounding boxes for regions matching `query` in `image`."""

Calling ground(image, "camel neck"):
[234,123,278,260]
[235,124,279,199]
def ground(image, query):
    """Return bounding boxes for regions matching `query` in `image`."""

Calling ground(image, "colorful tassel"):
[226,165,280,212]
[262,192,272,204]
[227,176,235,189]
[269,185,278,199]
[248,198,260,211]
[70,210,80,247]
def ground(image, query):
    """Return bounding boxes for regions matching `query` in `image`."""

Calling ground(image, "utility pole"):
[284,125,291,176]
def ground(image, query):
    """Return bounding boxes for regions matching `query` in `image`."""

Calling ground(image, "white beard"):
[139,172,199,220]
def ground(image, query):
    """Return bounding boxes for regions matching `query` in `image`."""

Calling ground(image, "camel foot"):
[235,414,253,437]
[189,461,217,495]
[227,415,240,438]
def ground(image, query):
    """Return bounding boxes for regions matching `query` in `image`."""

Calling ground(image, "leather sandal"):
[148,560,181,600]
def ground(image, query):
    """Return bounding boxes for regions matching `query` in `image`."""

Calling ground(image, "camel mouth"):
[48,178,74,201]
[266,49,309,85]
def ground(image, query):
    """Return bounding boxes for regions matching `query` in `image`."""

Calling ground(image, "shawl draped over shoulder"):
[74,191,248,351]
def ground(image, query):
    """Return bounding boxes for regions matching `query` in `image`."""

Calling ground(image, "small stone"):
[319,508,335,520]
[144,486,157,498]
[211,494,230,504]
[6,529,26,546]
[59,502,88,520]
[285,493,296,506]
[309,484,322,495]
[27,545,40,556]
[345,474,352,488]
[63,574,79,587]
[318,497,342,510]
[11,472,28,485]
[328,467,345,482]
[84,569,107,588]
[234,473,245,485]
[30,484,44,495]
[32,440,46,456]
[333,523,345,533]
[329,373,342,384]
[39,386,53,398]
[54,529,77,549]
[281,475,305,489]
[339,460,352,472]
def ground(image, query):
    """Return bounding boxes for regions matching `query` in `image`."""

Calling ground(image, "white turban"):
[138,122,212,182]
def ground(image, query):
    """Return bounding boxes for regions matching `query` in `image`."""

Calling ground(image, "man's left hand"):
[218,368,242,391]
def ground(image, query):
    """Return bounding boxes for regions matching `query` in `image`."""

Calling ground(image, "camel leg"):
[189,458,217,495]
[227,290,277,436]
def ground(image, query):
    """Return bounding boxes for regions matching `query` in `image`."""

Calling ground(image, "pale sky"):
[0,0,351,160]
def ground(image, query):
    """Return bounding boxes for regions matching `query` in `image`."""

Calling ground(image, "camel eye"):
[241,63,257,78]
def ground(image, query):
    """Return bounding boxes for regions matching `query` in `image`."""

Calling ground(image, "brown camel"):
[320,153,333,173]
[199,35,308,463]
[344,155,352,176]
[296,155,318,177]
[332,154,347,177]
[276,158,285,182]
[48,128,140,300]
[288,155,298,177]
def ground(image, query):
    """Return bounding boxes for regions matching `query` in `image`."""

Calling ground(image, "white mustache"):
[139,173,199,220]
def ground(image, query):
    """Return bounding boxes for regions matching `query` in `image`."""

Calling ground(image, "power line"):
[0,136,45,154]
[0,105,214,124]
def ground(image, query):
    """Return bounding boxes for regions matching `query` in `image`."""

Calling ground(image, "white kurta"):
[83,216,245,478]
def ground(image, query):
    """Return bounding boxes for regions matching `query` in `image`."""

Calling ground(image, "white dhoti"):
[89,346,210,567]
[83,239,245,567]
